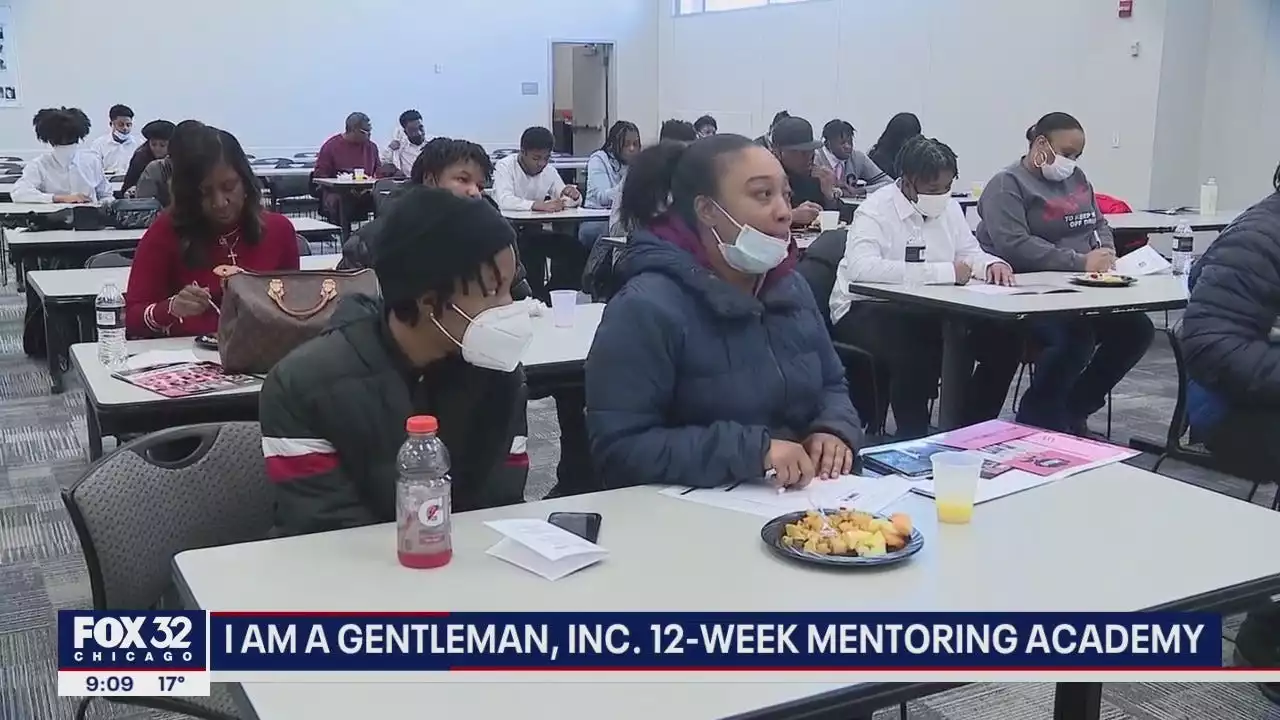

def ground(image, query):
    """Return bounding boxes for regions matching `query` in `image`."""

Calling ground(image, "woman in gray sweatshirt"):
[975,112,1154,435]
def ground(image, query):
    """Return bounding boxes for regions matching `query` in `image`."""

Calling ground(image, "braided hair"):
[601,120,640,163]
[897,135,959,185]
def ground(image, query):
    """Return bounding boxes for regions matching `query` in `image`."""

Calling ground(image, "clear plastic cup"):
[550,290,578,328]
[931,451,983,524]
[818,211,840,231]
[970,181,984,199]
[353,168,367,181]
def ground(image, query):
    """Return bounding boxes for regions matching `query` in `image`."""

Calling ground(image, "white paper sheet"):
[863,428,1138,505]
[660,475,913,519]
[1115,245,1172,276]
[484,518,607,581]
[960,284,1078,296]
[125,349,203,370]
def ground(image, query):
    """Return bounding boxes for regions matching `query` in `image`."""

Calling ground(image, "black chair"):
[293,151,318,160]
[250,157,290,167]
[1155,326,1271,504]
[295,233,313,256]
[265,175,319,216]
[85,250,134,268]
[372,178,401,217]
[795,229,886,434]
[62,423,271,720]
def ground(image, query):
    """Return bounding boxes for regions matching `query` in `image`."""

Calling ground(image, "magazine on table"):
[859,420,1139,504]
[111,361,261,399]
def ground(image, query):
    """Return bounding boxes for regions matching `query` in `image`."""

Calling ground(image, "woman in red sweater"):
[126,125,300,338]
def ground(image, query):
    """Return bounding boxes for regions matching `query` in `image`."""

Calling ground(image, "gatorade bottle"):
[395,415,453,569]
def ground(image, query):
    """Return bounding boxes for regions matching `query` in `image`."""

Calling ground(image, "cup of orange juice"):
[931,451,983,524]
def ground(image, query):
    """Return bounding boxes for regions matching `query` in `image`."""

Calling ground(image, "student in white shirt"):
[491,126,583,301]
[829,136,1021,438]
[13,107,112,204]
[88,103,141,175]
[379,109,427,178]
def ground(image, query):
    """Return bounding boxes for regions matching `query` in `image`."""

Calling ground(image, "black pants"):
[1017,314,1155,432]
[517,228,587,303]
[1208,408,1280,673]
[833,302,1022,439]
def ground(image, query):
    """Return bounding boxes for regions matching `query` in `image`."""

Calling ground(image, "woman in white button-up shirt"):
[829,136,1021,438]
[12,107,112,205]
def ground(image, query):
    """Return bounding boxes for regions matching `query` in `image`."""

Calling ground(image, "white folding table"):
[847,272,1190,429]
[69,303,604,458]
[173,464,1280,720]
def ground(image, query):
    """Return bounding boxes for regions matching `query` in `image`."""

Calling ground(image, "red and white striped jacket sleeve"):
[259,372,377,535]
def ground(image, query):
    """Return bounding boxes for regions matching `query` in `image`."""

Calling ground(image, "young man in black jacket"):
[1182,162,1280,702]
[261,187,533,535]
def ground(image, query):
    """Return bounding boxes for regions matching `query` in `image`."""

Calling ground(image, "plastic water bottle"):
[904,244,926,288]
[396,415,453,569]
[1171,221,1195,276]
[95,282,127,371]
[1199,177,1219,216]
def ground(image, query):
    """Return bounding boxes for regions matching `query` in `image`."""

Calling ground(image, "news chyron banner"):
[59,610,1223,696]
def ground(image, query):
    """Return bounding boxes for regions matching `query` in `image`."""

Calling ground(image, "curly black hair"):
[168,124,264,268]
[32,107,91,146]
[897,135,959,184]
[659,119,697,143]
[601,120,640,163]
[1273,162,1279,193]
[410,137,493,185]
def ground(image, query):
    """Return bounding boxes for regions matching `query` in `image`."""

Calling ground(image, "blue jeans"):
[1016,314,1155,431]
[578,220,608,250]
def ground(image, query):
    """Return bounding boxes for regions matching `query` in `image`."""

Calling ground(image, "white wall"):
[1197,0,1280,211]
[3,0,658,157]
[657,0,1172,207]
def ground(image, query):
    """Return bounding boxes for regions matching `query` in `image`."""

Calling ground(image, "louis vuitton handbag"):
[217,269,378,374]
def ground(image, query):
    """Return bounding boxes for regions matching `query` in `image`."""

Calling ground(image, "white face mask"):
[911,191,951,219]
[112,130,131,142]
[51,144,78,165]
[1040,147,1078,182]
[433,302,534,373]
[708,199,789,275]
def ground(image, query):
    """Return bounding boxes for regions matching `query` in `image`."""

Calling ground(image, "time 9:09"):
[85,676,133,692]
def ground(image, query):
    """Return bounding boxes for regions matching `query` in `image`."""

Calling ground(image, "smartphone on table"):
[547,512,602,543]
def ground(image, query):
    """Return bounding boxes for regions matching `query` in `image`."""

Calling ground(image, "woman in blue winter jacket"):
[584,134,864,491]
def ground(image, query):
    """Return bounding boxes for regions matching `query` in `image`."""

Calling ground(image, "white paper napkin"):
[485,518,607,581]
[1115,245,1172,276]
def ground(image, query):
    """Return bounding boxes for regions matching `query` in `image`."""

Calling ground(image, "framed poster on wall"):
[0,5,21,107]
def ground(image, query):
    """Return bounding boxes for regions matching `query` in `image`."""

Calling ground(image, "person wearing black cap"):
[755,110,791,149]
[770,116,836,227]
[261,186,534,536]
[121,119,175,196]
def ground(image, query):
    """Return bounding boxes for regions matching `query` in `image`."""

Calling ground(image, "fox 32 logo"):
[68,613,198,665]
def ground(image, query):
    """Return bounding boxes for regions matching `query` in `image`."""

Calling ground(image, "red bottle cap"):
[405,415,438,434]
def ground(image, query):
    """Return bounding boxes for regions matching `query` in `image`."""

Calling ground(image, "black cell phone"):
[547,512,602,543]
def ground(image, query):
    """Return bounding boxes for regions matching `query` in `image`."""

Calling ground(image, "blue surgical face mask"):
[708,199,789,275]
[112,129,131,142]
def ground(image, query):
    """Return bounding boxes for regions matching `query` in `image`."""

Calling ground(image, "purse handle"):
[266,277,339,319]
